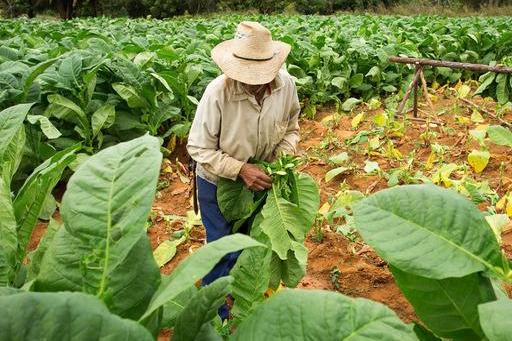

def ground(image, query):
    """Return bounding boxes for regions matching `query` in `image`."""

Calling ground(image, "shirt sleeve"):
[273,81,300,158]
[187,85,245,181]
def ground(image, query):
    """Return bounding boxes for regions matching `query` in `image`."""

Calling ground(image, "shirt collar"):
[229,71,284,102]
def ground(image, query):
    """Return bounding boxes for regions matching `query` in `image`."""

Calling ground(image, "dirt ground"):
[28,85,512,334]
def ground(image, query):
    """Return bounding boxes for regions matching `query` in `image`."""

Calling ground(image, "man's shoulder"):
[205,74,227,94]
[277,69,296,88]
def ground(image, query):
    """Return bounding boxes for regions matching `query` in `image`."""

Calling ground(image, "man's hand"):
[239,163,272,191]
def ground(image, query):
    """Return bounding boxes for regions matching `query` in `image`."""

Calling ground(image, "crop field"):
[1,13,512,341]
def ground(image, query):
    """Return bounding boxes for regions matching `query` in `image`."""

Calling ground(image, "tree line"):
[1,0,511,19]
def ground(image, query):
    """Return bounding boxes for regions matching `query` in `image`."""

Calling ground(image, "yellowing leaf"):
[318,202,331,215]
[373,112,388,127]
[432,163,458,187]
[470,110,484,123]
[351,113,364,129]
[367,98,381,110]
[455,115,471,125]
[384,141,402,159]
[321,114,336,125]
[425,151,436,170]
[432,81,440,90]
[368,136,380,150]
[468,150,490,173]
[497,195,508,211]
[166,134,177,153]
[457,84,471,98]
[507,199,512,218]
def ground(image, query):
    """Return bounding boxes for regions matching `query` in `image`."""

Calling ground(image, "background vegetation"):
[1,0,512,19]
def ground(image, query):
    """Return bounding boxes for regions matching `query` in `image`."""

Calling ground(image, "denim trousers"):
[197,176,243,320]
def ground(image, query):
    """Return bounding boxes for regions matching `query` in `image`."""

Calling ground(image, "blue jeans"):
[197,176,244,320]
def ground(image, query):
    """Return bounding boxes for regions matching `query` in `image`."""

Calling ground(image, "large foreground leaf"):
[231,244,272,321]
[296,173,320,228]
[35,135,162,319]
[478,300,512,341]
[391,266,495,340]
[259,187,307,260]
[1,126,25,187]
[217,178,254,222]
[353,185,505,279]
[141,234,264,320]
[232,289,416,340]
[13,144,79,261]
[0,291,152,340]
[0,178,17,286]
[173,277,232,341]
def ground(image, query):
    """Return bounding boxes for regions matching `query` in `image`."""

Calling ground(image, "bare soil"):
[28,87,512,336]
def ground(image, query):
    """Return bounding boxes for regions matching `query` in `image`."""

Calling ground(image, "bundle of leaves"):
[217,155,320,321]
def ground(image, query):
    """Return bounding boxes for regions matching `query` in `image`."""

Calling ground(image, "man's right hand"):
[239,163,272,191]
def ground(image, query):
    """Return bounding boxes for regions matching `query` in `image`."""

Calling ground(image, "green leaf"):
[27,218,61,281]
[34,135,162,320]
[364,160,380,173]
[231,245,272,321]
[296,173,320,229]
[413,324,442,341]
[391,266,494,339]
[487,125,512,147]
[13,144,79,264]
[0,103,34,161]
[342,97,361,111]
[217,178,254,222]
[325,166,349,183]
[161,285,198,328]
[353,185,505,279]
[259,187,307,260]
[141,234,264,321]
[331,76,347,89]
[91,104,115,137]
[496,74,509,105]
[38,193,56,220]
[0,291,153,340]
[232,289,416,340]
[173,277,232,341]
[153,237,185,267]
[329,152,349,165]
[478,300,512,341]
[1,126,25,188]
[47,94,89,134]
[22,57,58,97]
[475,72,495,95]
[0,178,17,286]
[112,83,148,109]
[27,115,62,139]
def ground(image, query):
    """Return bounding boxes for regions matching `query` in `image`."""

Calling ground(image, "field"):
[2,13,512,340]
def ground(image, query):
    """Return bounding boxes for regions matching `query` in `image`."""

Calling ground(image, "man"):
[187,21,300,319]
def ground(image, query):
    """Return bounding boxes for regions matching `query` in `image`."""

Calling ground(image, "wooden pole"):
[396,66,422,117]
[389,56,512,74]
[419,70,434,111]
[413,65,420,117]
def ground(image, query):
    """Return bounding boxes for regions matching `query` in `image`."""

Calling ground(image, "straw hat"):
[211,21,291,85]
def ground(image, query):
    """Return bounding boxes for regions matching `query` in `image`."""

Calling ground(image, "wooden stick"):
[396,67,422,116]
[398,110,444,125]
[389,56,512,74]
[459,97,512,128]
[419,70,434,111]
[413,65,420,117]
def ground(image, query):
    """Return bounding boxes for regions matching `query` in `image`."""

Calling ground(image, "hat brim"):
[211,39,291,85]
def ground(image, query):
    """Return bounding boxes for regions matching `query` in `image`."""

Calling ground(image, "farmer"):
[187,21,300,318]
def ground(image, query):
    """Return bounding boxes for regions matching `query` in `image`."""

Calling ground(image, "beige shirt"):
[187,69,300,184]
